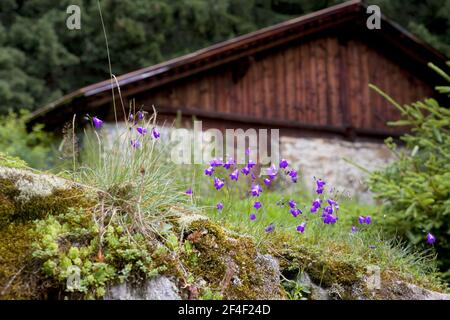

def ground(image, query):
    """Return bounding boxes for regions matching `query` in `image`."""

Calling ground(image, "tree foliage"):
[368,62,450,280]
[0,111,55,169]
[0,0,448,113]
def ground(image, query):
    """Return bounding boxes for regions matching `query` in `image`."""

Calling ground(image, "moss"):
[0,153,29,169]
[0,176,94,226]
[0,171,96,299]
[181,219,279,299]
[0,195,15,222]
[0,179,18,225]
[276,244,363,289]
[0,222,46,299]
[18,188,93,222]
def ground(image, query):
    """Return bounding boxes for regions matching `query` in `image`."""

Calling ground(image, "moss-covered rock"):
[180,219,284,299]
[0,167,92,225]
[0,166,94,299]
[0,153,29,169]
[0,166,284,300]
[2,165,446,300]
[277,244,363,288]
[277,244,450,300]
[0,222,37,299]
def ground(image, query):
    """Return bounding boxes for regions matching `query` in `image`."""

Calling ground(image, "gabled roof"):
[29,0,448,126]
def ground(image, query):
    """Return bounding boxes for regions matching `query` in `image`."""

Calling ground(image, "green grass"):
[72,117,196,239]
[183,164,446,292]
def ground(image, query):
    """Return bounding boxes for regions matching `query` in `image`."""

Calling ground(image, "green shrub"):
[368,62,450,280]
[0,111,55,169]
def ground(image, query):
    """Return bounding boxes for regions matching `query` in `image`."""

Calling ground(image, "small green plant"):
[0,111,55,170]
[31,206,170,299]
[199,287,223,300]
[282,275,309,300]
[368,62,450,281]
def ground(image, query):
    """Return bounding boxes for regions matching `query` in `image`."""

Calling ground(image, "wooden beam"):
[147,104,401,139]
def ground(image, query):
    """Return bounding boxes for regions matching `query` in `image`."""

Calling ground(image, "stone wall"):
[280,135,395,203]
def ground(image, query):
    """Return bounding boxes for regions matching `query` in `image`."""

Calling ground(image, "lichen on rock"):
[0,167,92,225]
[0,167,70,203]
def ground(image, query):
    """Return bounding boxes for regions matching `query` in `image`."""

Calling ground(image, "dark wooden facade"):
[133,35,434,136]
[30,0,447,138]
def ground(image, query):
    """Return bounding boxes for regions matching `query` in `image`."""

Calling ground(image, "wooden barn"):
[30,0,447,140]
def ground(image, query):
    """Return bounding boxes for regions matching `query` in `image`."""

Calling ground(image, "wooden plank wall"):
[133,34,434,135]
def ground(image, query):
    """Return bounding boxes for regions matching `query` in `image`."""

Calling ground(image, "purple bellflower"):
[359,216,372,225]
[327,199,337,206]
[290,208,302,218]
[223,157,235,169]
[92,117,103,129]
[427,233,436,245]
[312,198,321,209]
[323,214,338,225]
[251,184,262,197]
[152,127,160,139]
[214,177,225,190]
[241,166,251,175]
[137,127,147,135]
[289,170,298,183]
[267,165,277,180]
[288,200,296,209]
[280,159,288,169]
[316,179,326,194]
[297,222,306,233]
[210,158,223,167]
[205,166,214,176]
[230,169,240,181]
[130,139,140,149]
[323,206,333,215]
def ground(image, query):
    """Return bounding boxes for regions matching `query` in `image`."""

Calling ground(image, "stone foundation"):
[280,136,394,203]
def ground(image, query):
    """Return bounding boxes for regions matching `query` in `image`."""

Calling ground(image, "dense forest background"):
[0,0,449,114]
